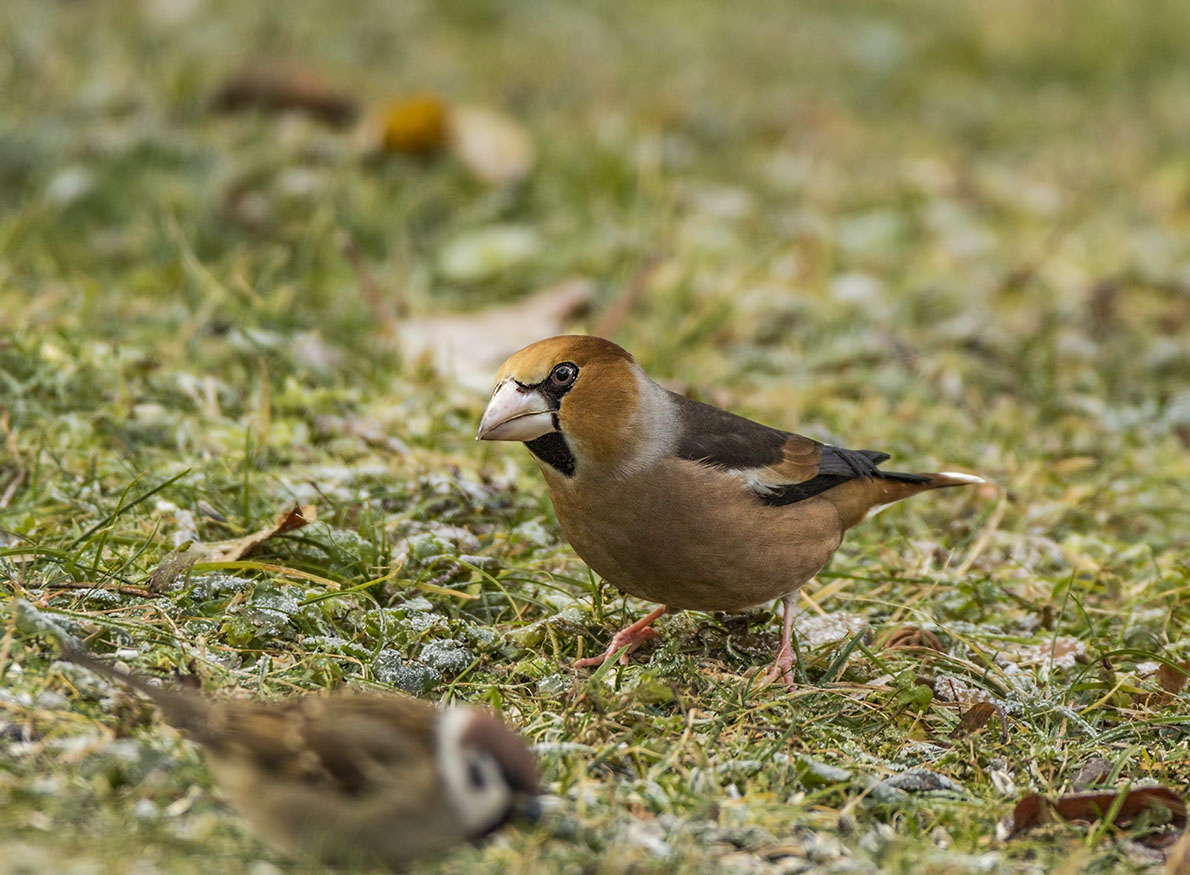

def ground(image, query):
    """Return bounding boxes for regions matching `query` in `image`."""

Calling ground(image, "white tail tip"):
[938,471,986,485]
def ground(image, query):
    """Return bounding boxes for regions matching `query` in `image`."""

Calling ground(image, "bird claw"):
[574,626,660,669]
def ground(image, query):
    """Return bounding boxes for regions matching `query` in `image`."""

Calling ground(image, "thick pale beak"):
[476,380,556,442]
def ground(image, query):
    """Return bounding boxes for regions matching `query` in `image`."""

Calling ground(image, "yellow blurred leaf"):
[377,94,450,154]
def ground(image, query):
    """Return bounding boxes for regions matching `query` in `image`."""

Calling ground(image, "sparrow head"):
[436,706,541,840]
[477,335,654,476]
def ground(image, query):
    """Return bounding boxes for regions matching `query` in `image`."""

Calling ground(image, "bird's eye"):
[467,760,487,790]
[549,363,578,387]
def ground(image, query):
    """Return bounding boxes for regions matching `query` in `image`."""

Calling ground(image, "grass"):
[2,0,1190,871]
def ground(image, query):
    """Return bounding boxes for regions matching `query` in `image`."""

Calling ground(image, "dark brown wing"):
[669,391,924,506]
[67,650,444,802]
[200,694,439,797]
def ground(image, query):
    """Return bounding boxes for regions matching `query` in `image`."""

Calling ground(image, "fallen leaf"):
[376,94,450,155]
[397,277,592,391]
[449,105,535,186]
[1072,758,1113,790]
[883,625,944,652]
[203,504,316,563]
[1134,660,1190,710]
[148,547,198,593]
[951,701,1003,739]
[1158,661,1190,695]
[211,63,358,126]
[1008,786,1186,849]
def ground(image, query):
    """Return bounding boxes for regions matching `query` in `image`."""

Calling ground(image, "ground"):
[2,1,1189,872]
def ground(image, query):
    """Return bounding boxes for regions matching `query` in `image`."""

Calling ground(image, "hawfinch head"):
[477,335,649,475]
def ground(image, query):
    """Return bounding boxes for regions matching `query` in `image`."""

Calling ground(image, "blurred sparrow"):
[478,335,986,684]
[66,649,540,869]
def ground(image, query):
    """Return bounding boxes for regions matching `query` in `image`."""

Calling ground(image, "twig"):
[799,586,828,617]
[0,467,24,509]
[342,234,403,338]
[955,492,1007,577]
[43,581,162,599]
[594,251,663,337]
[0,604,18,680]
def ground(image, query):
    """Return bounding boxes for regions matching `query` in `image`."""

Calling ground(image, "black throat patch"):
[517,368,578,477]
[525,431,576,477]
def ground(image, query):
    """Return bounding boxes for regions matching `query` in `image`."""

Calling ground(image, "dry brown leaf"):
[449,105,535,186]
[148,548,199,593]
[951,701,1002,739]
[1072,758,1113,790]
[211,63,358,127]
[883,625,944,652]
[1133,660,1190,710]
[397,277,592,390]
[204,504,317,563]
[1009,786,1186,849]
[1158,661,1190,695]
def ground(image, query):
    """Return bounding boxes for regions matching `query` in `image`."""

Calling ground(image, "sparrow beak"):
[477,380,556,442]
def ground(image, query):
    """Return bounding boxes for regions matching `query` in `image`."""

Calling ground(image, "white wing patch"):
[713,466,785,497]
[862,501,896,521]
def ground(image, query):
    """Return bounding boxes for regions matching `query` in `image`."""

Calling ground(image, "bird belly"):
[207,755,459,868]
[545,459,844,613]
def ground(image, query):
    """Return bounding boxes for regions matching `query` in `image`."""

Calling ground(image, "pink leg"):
[763,594,798,687]
[574,605,668,669]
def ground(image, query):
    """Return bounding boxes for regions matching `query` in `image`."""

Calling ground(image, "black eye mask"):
[519,363,579,476]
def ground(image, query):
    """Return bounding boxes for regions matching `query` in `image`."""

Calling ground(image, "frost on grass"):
[6,0,1190,871]
[418,639,474,674]
[373,648,441,694]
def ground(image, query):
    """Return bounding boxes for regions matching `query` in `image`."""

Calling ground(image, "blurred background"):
[2,0,1189,871]
[4,0,1188,544]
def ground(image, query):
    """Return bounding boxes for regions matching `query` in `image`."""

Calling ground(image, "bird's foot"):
[574,607,667,669]
[573,625,660,668]
[759,643,797,689]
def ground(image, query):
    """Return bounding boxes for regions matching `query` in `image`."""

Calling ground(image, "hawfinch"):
[478,335,985,684]
[67,649,540,869]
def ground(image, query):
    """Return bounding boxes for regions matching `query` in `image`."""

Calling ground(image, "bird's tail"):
[63,646,211,733]
[831,470,987,530]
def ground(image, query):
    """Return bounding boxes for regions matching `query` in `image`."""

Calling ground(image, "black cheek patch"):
[525,432,576,477]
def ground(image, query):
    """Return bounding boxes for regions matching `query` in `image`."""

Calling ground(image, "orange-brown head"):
[478,335,654,477]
